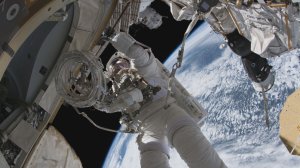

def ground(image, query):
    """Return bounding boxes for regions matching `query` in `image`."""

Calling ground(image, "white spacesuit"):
[103,32,227,168]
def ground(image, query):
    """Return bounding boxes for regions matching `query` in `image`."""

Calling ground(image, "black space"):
[53,1,202,168]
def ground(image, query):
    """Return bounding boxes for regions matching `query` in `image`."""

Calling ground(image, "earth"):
[103,22,300,168]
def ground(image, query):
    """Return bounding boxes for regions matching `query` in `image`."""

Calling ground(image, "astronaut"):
[99,32,227,168]
[138,6,163,29]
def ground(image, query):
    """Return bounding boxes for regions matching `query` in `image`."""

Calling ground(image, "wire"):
[164,12,200,109]
[72,106,130,134]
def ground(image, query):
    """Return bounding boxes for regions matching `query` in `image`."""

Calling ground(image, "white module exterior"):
[24,126,82,168]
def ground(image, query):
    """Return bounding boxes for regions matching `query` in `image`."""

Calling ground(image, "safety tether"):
[164,12,200,109]
[73,106,132,133]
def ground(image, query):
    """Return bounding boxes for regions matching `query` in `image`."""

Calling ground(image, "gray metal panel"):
[39,81,62,114]
[0,152,9,168]
[4,22,56,101]
[9,120,39,153]
[0,0,28,54]
[25,6,74,102]
[3,5,74,103]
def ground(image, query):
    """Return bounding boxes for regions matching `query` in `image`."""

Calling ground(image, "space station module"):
[161,0,300,92]
[206,1,300,91]
[205,1,300,58]
[164,0,300,58]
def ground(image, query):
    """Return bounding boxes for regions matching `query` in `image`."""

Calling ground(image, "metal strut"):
[224,0,244,36]
[164,12,200,109]
[261,85,270,128]
[95,0,133,57]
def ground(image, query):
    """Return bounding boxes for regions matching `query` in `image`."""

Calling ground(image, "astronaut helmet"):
[106,52,134,77]
[138,6,163,29]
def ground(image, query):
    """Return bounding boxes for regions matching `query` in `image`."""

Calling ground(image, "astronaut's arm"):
[94,88,143,113]
[110,32,159,77]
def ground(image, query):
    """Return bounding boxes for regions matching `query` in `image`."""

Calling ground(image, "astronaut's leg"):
[136,108,171,168]
[137,134,170,168]
[166,103,227,168]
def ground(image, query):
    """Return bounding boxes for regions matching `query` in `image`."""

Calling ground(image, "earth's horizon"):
[103,22,300,168]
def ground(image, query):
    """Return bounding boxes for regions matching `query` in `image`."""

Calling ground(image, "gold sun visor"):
[280,87,300,155]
